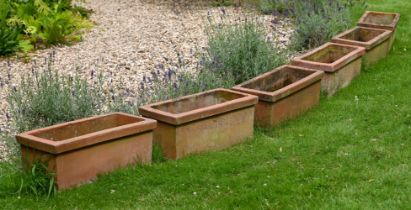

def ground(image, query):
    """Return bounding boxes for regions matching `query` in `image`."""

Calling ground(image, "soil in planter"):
[363,13,397,25]
[32,114,143,141]
[341,27,386,42]
[303,45,355,64]
[243,67,312,92]
[152,90,245,114]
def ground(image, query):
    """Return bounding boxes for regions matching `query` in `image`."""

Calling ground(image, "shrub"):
[0,0,20,55]
[0,26,20,55]
[0,0,91,55]
[204,21,285,84]
[7,60,105,132]
[290,0,364,51]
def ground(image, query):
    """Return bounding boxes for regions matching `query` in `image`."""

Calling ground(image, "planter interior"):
[303,44,355,64]
[152,90,244,115]
[362,12,397,26]
[340,27,387,43]
[241,67,313,93]
[32,114,144,142]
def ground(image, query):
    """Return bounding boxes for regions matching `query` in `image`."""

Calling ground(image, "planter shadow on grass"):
[232,65,323,128]
[357,11,400,50]
[139,88,258,160]
[332,27,392,67]
[291,42,365,96]
[16,113,156,190]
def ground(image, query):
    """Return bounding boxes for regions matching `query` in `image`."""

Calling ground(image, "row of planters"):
[15,11,400,190]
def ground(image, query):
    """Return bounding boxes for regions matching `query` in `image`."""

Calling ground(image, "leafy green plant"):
[0,0,20,55]
[36,10,91,46]
[1,0,91,55]
[7,60,105,132]
[0,26,20,55]
[204,21,286,84]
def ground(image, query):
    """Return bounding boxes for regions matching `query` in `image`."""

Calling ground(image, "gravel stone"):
[0,0,293,161]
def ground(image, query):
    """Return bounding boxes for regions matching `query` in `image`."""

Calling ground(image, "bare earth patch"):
[0,0,293,161]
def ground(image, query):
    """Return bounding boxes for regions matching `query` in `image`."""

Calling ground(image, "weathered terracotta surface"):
[16,113,156,189]
[232,65,323,127]
[139,88,258,160]
[291,43,365,96]
[357,11,400,50]
[332,27,392,67]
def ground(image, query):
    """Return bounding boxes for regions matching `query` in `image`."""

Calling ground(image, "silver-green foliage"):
[290,0,361,50]
[7,62,105,132]
[204,22,286,84]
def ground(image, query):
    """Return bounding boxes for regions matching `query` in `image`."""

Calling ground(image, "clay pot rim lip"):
[291,42,366,72]
[139,88,258,125]
[358,11,400,30]
[16,112,157,154]
[232,65,324,103]
[331,26,392,50]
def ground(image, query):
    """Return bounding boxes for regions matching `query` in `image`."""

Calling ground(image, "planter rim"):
[331,26,392,50]
[139,88,258,125]
[16,112,157,154]
[291,42,365,72]
[232,65,324,103]
[358,11,400,31]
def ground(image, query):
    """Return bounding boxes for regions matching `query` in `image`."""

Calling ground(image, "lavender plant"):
[290,0,366,50]
[7,57,105,132]
[204,21,286,84]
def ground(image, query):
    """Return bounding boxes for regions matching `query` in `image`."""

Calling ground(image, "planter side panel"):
[176,107,254,159]
[321,58,362,96]
[55,132,153,189]
[154,107,255,160]
[255,81,321,128]
[364,39,390,67]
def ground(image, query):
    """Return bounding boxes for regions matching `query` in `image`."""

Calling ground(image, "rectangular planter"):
[232,65,324,128]
[332,27,392,67]
[16,113,156,190]
[357,11,400,50]
[291,42,365,96]
[139,88,258,160]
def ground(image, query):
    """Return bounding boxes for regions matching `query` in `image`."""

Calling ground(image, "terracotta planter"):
[332,27,392,67]
[16,113,156,190]
[232,65,324,128]
[291,43,365,96]
[357,11,400,50]
[139,88,258,160]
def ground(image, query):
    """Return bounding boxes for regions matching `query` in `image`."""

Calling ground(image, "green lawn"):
[1,0,410,209]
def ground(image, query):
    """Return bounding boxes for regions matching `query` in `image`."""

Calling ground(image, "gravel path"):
[0,0,293,161]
